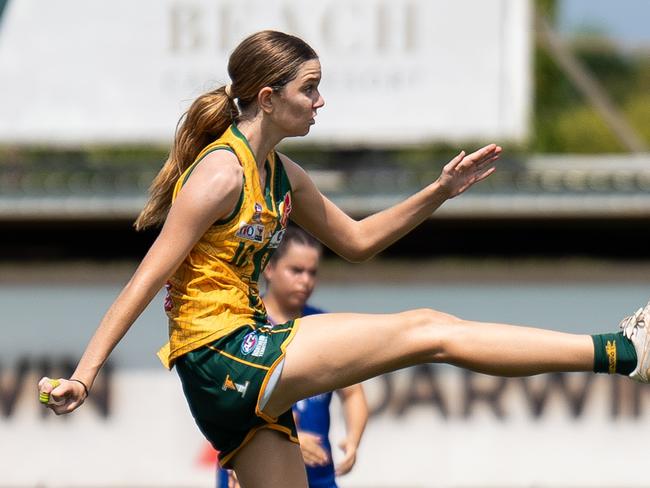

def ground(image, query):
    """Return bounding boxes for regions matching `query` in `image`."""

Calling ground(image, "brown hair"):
[135,31,318,230]
[268,225,322,266]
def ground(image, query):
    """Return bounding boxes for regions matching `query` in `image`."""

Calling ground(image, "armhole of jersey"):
[214,178,244,226]
[273,151,293,195]
[180,146,234,188]
[178,145,244,227]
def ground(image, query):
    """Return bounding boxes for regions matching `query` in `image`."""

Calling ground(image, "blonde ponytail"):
[134,86,236,230]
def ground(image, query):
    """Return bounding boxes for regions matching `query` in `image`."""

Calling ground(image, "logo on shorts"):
[241,331,268,357]
[222,374,249,398]
[241,331,258,355]
[236,222,264,243]
[251,334,268,357]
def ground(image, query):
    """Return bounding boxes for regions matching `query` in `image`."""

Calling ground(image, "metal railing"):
[1,154,649,220]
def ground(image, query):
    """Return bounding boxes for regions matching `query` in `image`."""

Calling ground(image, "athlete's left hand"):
[436,143,502,198]
[335,438,358,476]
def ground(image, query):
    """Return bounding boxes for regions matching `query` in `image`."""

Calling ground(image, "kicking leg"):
[263,306,639,417]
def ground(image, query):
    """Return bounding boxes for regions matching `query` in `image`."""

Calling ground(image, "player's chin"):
[299,125,312,136]
[288,295,308,310]
[301,120,316,136]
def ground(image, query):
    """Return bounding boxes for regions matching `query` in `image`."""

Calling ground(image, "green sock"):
[591,332,637,375]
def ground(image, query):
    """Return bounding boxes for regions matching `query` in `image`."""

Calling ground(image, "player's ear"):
[258,87,274,114]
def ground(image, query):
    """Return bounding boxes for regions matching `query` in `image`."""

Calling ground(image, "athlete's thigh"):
[230,428,308,488]
[266,309,458,415]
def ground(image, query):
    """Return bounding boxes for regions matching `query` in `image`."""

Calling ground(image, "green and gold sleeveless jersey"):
[157,125,293,368]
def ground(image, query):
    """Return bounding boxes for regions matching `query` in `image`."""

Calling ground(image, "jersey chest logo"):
[278,192,292,228]
[236,223,265,243]
[252,202,263,223]
[268,229,286,249]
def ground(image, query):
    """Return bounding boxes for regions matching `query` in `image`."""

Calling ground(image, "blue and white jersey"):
[293,391,336,488]
[291,304,337,488]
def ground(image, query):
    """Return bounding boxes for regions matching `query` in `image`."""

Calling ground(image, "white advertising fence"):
[4,279,648,487]
[0,0,531,146]
[2,366,650,487]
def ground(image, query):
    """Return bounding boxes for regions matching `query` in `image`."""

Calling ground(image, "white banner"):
[0,0,531,146]
[2,372,214,487]
[335,368,650,488]
[3,367,650,487]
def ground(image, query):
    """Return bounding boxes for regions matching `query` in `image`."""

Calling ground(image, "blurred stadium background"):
[1,0,649,486]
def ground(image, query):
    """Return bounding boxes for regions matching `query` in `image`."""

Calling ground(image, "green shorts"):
[175,320,300,468]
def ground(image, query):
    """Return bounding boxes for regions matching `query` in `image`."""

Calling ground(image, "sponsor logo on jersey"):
[163,281,174,312]
[268,228,286,249]
[252,202,263,223]
[241,331,258,355]
[222,373,249,398]
[236,222,264,242]
[278,192,292,227]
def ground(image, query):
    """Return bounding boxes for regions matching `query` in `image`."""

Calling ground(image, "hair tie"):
[224,84,233,99]
[70,378,89,398]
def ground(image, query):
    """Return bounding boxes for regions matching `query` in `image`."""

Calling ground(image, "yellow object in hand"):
[39,378,61,405]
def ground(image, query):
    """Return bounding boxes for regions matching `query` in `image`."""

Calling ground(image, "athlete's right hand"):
[297,430,330,467]
[38,377,87,415]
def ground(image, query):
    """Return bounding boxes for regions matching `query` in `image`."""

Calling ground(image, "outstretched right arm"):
[281,144,501,262]
[38,151,243,414]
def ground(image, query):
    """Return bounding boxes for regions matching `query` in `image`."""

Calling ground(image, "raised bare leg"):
[264,308,594,416]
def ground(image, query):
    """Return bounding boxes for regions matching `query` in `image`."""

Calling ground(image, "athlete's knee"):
[399,308,464,361]
[400,308,462,328]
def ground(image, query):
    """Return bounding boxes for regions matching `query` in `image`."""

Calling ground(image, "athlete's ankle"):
[591,332,637,375]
